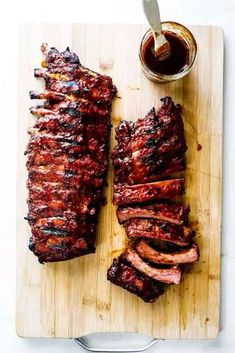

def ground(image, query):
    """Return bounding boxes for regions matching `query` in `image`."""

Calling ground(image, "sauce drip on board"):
[143,31,189,75]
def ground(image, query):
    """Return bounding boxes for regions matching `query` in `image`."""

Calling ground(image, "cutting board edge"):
[15,327,220,340]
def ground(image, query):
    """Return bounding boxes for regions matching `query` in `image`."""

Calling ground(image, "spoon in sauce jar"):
[142,0,171,62]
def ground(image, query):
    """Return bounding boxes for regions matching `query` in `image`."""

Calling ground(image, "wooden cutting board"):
[16,24,223,339]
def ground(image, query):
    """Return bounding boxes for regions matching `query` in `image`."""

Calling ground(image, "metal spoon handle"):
[142,0,162,34]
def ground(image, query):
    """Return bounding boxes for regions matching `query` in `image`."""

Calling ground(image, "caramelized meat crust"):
[108,98,198,302]
[112,97,187,185]
[26,44,116,263]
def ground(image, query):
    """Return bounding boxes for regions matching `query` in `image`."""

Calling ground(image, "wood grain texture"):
[16,24,223,339]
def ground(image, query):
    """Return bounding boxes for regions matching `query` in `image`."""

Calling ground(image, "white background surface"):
[0,0,234,352]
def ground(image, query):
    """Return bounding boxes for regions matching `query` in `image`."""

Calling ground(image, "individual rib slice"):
[124,218,194,247]
[122,248,182,284]
[117,201,189,225]
[113,179,184,206]
[107,257,165,303]
[135,240,199,265]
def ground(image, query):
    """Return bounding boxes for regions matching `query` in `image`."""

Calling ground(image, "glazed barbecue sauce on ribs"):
[143,31,189,75]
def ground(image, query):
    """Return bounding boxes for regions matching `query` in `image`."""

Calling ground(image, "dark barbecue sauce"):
[143,31,189,75]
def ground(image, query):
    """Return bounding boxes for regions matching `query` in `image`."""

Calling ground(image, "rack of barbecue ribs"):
[25,44,117,263]
[108,97,199,302]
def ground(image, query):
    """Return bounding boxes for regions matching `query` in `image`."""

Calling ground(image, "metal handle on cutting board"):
[74,333,159,352]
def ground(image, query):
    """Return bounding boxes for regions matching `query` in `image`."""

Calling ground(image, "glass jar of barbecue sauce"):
[139,21,197,83]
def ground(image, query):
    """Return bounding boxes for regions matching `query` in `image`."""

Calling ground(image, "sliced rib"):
[117,201,189,225]
[135,240,199,264]
[107,257,165,303]
[122,247,182,284]
[124,218,194,247]
[113,179,184,206]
